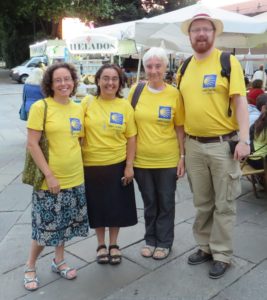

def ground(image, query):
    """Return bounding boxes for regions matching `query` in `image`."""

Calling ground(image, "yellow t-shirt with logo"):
[128,83,184,168]
[81,96,137,166]
[27,97,84,190]
[177,48,246,136]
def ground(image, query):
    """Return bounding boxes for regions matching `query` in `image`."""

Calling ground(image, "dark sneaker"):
[188,249,212,265]
[209,261,229,279]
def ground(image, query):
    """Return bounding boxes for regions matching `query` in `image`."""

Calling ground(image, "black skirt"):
[84,161,138,228]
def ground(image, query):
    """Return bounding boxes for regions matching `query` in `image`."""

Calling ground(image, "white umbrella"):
[135,3,267,51]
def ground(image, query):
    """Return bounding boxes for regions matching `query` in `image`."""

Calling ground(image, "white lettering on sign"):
[67,35,118,54]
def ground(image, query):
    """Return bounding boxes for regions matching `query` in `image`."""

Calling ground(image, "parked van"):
[10,56,48,84]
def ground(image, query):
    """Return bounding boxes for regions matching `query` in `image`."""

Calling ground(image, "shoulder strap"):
[41,99,47,132]
[131,82,146,109]
[220,52,231,82]
[220,52,232,117]
[177,56,193,90]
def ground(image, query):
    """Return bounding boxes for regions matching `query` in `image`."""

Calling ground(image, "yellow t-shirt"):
[128,83,183,168]
[177,48,246,136]
[27,97,84,190]
[81,96,137,166]
[251,131,267,159]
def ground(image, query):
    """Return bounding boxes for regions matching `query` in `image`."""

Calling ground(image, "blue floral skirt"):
[32,184,89,246]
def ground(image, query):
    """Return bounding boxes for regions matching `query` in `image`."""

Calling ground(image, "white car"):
[10,56,47,84]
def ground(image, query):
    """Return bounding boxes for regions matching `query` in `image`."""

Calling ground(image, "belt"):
[187,131,237,143]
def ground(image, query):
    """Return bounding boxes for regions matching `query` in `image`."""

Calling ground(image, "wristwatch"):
[239,139,250,145]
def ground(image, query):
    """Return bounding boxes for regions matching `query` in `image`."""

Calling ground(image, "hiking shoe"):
[209,261,229,279]
[188,249,212,265]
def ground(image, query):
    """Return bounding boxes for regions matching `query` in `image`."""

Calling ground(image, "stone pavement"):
[0,68,267,300]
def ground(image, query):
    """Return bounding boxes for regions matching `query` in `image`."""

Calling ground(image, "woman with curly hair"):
[23,63,89,291]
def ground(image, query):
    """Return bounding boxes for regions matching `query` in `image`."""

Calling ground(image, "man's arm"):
[232,94,250,160]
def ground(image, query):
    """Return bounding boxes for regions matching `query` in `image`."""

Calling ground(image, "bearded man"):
[177,12,250,279]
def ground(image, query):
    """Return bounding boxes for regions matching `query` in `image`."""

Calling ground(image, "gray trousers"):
[134,167,177,249]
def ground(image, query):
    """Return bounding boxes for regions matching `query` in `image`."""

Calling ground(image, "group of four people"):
[23,11,253,292]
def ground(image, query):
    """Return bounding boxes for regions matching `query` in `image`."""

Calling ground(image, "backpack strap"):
[177,55,193,90]
[131,82,146,109]
[220,52,232,117]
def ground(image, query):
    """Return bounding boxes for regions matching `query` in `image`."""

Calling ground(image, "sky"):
[200,0,247,8]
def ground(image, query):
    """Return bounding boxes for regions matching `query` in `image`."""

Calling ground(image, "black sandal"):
[96,245,109,264]
[109,245,122,265]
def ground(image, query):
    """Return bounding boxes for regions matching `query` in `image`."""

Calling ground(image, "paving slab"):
[66,223,145,263]
[233,221,267,263]
[0,182,32,211]
[247,209,267,227]
[235,198,267,225]
[176,176,193,203]
[0,251,87,300]
[0,224,52,274]
[0,211,21,241]
[104,254,254,300]
[21,258,148,300]
[213,260,267,300]
[17,204,32,224]
[174,198,196,225]
[123,222,196,270]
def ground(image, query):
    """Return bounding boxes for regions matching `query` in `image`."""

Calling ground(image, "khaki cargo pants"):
[185,136,242,264]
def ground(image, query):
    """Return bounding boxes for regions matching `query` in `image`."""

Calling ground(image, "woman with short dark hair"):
[82,64,137,265]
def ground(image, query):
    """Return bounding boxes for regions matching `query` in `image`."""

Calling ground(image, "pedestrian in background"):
[128,47,185,260]
[178,11,250,278]
[81,64,137,265]
[24,63,89,291]
[19,68,44,120]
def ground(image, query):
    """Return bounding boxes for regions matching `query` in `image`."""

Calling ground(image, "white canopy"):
[135,3,267,51]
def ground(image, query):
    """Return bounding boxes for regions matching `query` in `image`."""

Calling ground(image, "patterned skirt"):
[32,184,89,246]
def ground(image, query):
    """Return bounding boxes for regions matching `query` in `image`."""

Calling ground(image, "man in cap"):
[177,13,250,278]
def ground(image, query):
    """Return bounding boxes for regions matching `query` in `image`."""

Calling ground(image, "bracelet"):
[180,155,185,159]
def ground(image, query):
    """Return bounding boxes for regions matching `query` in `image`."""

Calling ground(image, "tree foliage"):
[0,0,196,67]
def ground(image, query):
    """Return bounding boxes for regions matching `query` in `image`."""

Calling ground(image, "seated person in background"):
[252,64,266,91]
[247,79,264,106]
[247,110,267,170]
[256,94,267,113]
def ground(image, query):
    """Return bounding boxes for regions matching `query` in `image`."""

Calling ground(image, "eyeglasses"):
[101,76,119,82]
[53,77,73,84]
[190,27,214,34]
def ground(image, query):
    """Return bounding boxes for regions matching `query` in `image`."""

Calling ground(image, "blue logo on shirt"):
[110,112,123,125]
[158,106,171,119]
[203,74,217,88]
[70,118,81,132]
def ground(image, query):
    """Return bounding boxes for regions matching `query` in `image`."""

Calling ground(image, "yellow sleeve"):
[174,91,185,126]
[125,104,137,138]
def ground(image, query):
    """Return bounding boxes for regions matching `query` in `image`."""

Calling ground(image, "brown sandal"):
[109,245,122,265]
[96,245,109,264]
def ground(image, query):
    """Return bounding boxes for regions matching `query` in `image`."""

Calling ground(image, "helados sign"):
[67,34,118,54]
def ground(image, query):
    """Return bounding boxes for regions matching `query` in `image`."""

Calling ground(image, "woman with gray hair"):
[128,47,185,260]
[19,68,44,120]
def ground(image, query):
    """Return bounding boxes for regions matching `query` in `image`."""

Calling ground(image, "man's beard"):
[191,38,213,54]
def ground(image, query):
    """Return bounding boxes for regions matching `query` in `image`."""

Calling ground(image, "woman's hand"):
[177,158,185,178]
[45,173,60,194]
[123,164,134,186]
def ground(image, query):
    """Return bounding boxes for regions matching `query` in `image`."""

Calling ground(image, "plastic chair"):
[240,155,267,198]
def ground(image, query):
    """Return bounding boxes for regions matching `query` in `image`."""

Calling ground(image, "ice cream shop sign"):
[67,34,118,54]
